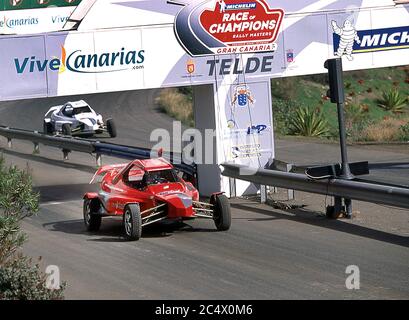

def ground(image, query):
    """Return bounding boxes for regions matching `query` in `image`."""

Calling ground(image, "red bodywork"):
[84,158,199,219]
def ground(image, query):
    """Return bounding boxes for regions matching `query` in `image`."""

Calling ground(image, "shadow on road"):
[42,218,216,242]
[231,202,409,248]
[37,184,99,203]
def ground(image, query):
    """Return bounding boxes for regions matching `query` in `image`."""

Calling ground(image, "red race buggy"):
[83,158,231,240]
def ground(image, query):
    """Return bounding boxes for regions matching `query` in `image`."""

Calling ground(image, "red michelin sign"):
[174,0,284,56]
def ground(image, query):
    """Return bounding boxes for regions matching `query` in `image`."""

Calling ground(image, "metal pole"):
[336,101,354,180]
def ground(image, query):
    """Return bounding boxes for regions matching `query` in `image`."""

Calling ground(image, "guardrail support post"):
[326,196,344,219]
[285,163,294,200]
[287,188,294,201]
[63,149,70,161]
[7,138,12,148]
[344,198,352,219]
[96,154,102,167]
[33,142,40,154]
[260,185,267,203]
[229,178,236,198]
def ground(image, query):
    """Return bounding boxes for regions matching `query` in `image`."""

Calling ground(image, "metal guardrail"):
[0,125,196,177]
[221,163,409,210]
[0,126,93,154]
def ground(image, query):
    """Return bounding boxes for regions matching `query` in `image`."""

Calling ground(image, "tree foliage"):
[0,156,65,299]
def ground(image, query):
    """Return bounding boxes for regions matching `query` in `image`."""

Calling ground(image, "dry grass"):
[155,88,194,126]
[362,117,408,142]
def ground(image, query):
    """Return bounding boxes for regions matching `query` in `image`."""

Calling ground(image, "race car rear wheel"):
[83,198,102,232]
[106,119,117,138]
[212,194,231,231]
[123,204,142,241]
[43,121,53,135]
[62,123,72,136]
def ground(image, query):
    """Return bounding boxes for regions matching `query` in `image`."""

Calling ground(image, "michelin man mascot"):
[331,20,361,61]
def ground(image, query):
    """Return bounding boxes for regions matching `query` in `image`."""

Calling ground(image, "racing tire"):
[106,119,117,138]
[123,204,142,241]
[83,198,102,232]
[43,121,53,135]
[62,123,72,136]
[212,194,231,231]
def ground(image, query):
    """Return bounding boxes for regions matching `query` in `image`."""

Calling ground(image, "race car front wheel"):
[123,204,142,241]
[106,119,117,138]
[212,194,231,231]
[62,123,72,136]
[83,198,102,232]
[43,121,53,135]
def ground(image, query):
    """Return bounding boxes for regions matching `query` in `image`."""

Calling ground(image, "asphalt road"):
[0,90,408,299]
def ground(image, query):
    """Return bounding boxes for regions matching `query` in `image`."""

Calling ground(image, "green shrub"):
[361,118,408,142]
[377,89,407,113]
[343,103,370,141]
[271,78,299,101]
[272,99,297,135]
[289,107,330,137]
[0,156,65,300]
[0,255,65,300]
[155,88,194,127]
[0,157,39,265]
[399,122,409,141]
[345,104,366,123]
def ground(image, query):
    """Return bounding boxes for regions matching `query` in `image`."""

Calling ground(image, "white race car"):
[43,100,117,137]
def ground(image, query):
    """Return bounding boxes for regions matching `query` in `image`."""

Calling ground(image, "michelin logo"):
[332,22,409,59]
[331,20,360,61]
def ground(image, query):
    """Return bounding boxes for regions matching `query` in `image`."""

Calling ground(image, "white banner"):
[0,2,408,101]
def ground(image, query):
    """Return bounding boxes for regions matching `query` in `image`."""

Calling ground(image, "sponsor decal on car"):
[332,20,409,60]
[174,0,284,56]
[14,46,145,74]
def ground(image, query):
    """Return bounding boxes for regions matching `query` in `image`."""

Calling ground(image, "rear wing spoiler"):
[89,163,127,184]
